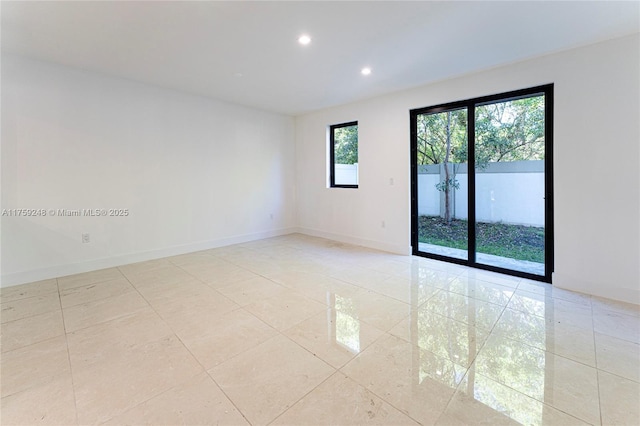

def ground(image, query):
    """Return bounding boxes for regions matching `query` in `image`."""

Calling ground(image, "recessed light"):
[298,34,311,45]
[361,67,372,76]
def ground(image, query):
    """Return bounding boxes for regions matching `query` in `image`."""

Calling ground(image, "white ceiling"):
[2,1,638,115]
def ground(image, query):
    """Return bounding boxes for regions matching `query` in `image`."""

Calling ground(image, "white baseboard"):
[295,226,412,256]
[553,272,640,305]
[0,227,297,288]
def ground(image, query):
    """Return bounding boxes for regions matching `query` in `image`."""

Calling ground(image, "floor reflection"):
[475,337,547,401]
[332,295,361,353]
[415,346,466,387]
[407,279,553,424]
[326,277,597,425]
[404,306,486,368]
[458,368,550,425]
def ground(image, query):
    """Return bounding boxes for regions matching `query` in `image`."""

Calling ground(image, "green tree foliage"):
[416,95,545,166]
[474,96,545,166]
[416,109,467,165]
[334,125,358,164]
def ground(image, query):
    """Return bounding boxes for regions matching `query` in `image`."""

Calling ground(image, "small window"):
[329,121,358,188]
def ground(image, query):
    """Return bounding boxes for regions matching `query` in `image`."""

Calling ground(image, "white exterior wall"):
[418,165,545,227]
[418,174,441,217]
[334,163,358,186]
[475,172,544,226]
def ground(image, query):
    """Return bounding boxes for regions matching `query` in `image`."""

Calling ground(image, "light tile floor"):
[1,234,639,425]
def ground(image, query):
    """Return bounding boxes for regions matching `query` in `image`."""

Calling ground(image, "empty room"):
[1,1,639,425]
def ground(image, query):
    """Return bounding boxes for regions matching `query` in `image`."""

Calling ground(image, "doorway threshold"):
[417,243,545,276]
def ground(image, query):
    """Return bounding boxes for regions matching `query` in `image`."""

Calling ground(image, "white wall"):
[295,34,640,304]
[1,55,296,286]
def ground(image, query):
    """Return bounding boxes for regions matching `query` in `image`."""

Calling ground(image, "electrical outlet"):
[82,233,90,243]
[389,177,394,185]
[381,220,386,228]
[269,213,274,220]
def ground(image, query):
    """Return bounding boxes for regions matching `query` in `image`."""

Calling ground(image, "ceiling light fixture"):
[298,35,311,45]
[361,67,372,76]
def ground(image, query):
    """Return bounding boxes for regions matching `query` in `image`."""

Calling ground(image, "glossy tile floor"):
[1,234,639,425]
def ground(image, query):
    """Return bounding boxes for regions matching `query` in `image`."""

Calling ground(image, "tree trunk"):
[444,111,452,224]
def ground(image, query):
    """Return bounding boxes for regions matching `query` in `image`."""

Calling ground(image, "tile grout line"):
[56,277,81,426]
[591,293,605,426]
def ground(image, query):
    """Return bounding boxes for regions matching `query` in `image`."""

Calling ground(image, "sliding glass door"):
[474,95,547,275]
[415,106,469,261]
[411,85,553,282]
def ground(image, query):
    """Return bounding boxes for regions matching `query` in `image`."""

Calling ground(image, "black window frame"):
[329,121,359,189]
[410,84,554,283]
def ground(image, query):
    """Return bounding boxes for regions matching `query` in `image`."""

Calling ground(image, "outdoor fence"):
[418,160,545,227]
[334,160,544,226]
[335,163,359,185]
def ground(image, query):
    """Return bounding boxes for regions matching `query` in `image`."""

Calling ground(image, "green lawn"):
[418,216,544,263]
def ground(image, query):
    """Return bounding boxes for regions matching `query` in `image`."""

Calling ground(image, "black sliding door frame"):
[410,84,554,283]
